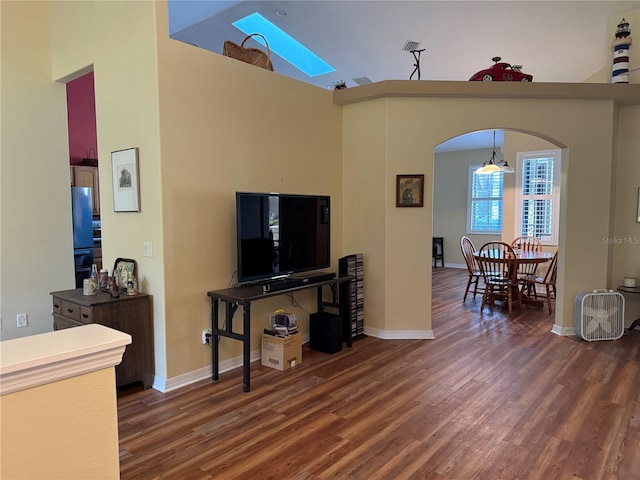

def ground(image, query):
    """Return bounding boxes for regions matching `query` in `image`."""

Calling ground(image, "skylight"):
[232,12,335,77]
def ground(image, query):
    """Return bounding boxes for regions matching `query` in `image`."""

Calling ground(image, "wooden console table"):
[50,289,154,389]
[617,285,640,332]
[207,274,353,392]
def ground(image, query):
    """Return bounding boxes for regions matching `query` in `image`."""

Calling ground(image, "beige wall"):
[1,0,340,386]
[45,2,342,382]
[342,100,389,334]
[611,105,640,325]
[2,1,638,386]
[1,1,75,340]
[154,7,343,378]
[0,368,120,479]
[47,1,168,380]
[343,95,620,334]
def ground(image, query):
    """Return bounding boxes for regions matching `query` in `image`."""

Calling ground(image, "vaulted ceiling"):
[168,1,637,150]
[170,1,636,88]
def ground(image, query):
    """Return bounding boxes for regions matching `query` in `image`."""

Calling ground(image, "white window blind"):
[468,166,504,234]
[515,149,561,245]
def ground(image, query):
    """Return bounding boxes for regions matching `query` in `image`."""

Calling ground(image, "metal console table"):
[207,274,354,392]
[617,285,640,333]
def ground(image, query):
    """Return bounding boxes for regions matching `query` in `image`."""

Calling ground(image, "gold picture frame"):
[396,174,425,207]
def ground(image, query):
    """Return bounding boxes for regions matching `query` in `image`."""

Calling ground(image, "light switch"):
[144,241,153,257]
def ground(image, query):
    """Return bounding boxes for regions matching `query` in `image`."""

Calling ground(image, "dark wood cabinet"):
[51,289,153,389]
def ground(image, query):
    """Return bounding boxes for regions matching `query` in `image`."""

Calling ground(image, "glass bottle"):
[89,263,99,291]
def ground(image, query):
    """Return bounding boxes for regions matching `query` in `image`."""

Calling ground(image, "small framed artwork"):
[396,174,425,207]
[113,258,136,290]
[637,187,640,223]
[112,147,140,212]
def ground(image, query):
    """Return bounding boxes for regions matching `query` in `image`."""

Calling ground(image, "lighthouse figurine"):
[611,18,632,83]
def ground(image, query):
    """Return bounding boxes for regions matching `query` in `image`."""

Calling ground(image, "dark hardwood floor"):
[118,267,640,479]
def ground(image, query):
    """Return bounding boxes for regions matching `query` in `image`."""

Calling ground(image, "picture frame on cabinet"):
[112,147,140,212]
[113,258,136,290]
[396,174,424,208]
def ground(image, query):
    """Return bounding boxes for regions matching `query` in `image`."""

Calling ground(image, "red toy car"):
[469,57,533,82]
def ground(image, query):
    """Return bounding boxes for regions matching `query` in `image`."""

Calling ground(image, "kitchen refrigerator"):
[72,186,94,288]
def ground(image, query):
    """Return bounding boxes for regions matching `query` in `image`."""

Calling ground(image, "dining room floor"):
[117,266,640,480]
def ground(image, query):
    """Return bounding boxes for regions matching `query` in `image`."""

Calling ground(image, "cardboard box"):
[261,332,302,371]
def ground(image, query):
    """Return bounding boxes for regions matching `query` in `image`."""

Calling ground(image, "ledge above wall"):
[333,80,640,107]
[0,324,131,395]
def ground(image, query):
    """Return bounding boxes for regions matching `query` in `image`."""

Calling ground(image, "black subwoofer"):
[310,312,343,354]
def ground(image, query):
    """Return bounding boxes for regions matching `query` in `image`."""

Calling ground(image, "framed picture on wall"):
[637,187,640,223]
[112,147,140,212]
[396,174,425,208]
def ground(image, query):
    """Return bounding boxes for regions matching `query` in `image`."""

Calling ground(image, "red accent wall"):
[67,72,97,165]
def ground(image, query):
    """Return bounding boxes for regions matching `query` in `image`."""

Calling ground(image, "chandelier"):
[476,130,514,174]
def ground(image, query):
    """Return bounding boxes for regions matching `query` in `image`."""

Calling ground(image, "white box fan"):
[575,290,625,341]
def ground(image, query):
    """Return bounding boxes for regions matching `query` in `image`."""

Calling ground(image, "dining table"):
[474,249,554,309]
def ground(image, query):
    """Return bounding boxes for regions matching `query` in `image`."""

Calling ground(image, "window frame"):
[467,165,504,235]
[514,149,561,246]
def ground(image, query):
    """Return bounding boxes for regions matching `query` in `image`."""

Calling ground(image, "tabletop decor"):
[469,56,533,82]
[113,257,136,291]
[223,33,274,71]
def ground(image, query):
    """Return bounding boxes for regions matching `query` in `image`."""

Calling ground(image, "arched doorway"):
[431,128,563,329]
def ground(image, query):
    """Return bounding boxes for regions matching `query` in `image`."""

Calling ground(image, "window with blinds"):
[467,166,504,234]
[515,149,561,245]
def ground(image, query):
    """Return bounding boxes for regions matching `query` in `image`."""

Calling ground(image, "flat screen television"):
[236,192,330,284]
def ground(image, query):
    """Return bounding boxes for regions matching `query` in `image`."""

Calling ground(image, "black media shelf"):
[339,253,365,342]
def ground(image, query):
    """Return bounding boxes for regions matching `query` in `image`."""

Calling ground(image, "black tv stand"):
[207,273,352,392]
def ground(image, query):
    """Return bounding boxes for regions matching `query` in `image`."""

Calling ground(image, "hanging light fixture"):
[499,159,515,173]
[476,130,514,174]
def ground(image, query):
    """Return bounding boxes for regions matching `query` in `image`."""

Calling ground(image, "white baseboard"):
[364,326,435,340]
[439,263,466,270]
[153,350,261,393]
[152,329,434,392]
[153,333,310,393]
[551,324,575,336]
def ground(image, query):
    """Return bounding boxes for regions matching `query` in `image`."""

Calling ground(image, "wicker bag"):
[223,33,274,71]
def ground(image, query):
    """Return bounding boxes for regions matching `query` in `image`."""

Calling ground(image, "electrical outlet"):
[144,241,153,257]
[17,313,28,328]
[202,328,212,345]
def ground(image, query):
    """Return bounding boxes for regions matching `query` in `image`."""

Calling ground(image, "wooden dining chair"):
[477,241,521,313]
[522,250,558,314]
[460,236,484,301]
[511,235,542,281]
[511,236,542,252]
